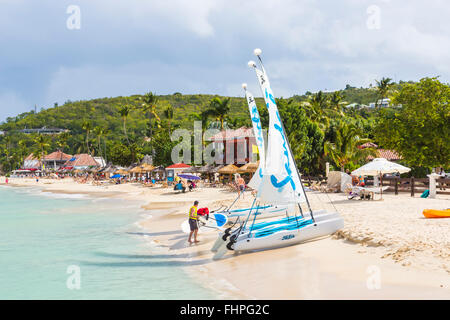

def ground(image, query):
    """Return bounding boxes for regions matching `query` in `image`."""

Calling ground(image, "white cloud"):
[1,0,450,121]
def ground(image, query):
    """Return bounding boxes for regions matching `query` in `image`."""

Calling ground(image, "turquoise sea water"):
[0,186,215,299]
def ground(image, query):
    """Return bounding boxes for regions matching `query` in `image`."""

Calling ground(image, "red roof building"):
[207,127,257,165]
[64,154,99,168]
[368,149,402,161]
[23,154,41,169]
[44,151,72,161]
[359,143,402,162]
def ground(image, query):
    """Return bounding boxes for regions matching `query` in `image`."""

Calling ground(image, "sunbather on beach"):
[188,200,199,244]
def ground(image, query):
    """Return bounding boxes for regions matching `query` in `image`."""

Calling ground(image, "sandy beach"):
[2,176,449,299]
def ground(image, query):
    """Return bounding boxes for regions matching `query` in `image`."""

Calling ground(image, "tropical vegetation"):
[0,78,448,176]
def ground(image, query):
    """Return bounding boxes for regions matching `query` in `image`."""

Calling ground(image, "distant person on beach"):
[358,175,365,187]
[188,200,199,244]
[237,174,246,198]
[439,168,446,190]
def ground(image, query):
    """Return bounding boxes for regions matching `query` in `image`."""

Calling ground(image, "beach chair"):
[348,186,389,200]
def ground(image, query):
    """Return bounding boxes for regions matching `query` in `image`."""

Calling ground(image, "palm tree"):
[82,120,92,155]
[56,131,70,156]
[324,121,375,172]
[375,77,393,107]
[302,91,336,130]
[329,91,346,115]
[93,126,106,157]
[119,105,131,144]
[17,139,28,167]
[3,136,12,172]
[140,92,161,158]
[204,97,231,130]
[32,134,51,171]
[163,104,174,135]
[140,92,161,133]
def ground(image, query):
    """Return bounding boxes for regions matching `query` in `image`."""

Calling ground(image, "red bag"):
[197,207,209,216]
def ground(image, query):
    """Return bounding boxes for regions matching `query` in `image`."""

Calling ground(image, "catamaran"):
[212,49,344,257]
[182,79,300,234]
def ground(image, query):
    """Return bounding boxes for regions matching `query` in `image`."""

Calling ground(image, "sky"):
[1,0,450,121]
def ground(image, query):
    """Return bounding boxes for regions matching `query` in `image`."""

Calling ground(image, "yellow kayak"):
[422,209,450,218]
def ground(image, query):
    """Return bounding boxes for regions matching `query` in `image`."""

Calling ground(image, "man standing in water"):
[188,200,199,244]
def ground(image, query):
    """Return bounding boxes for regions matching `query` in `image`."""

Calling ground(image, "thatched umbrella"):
[130,166,144,173]
[237,161,259,173]
[218,164,239,182]
[115,169,129,175]
[198,164,213,173]
[212,164,225,173]
[142,164,155,172]
[196,164,215,181]
[182,166,200,173]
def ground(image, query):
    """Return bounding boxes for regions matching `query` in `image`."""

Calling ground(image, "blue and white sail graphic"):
[250,63,306,204]
[243,86,265,190]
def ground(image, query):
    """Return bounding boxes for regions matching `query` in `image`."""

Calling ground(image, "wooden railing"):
[381,177,450,196]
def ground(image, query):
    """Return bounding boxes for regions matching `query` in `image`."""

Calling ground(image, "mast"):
[252,49,314,221]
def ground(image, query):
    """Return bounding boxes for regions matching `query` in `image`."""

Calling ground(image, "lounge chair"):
[348,186,389,200]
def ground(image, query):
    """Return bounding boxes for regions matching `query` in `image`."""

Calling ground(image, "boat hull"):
[232,212,344,252]
[422,209,450,218]
[211,210,327,252]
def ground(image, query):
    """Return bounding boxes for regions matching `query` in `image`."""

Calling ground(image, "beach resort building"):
[368,98,390,108]
[166,163,191,181]
[64,154,100,170]
[93,157,107,168]
[207,127,258,165]
[19,127,69,135]
[43,150,73,170]
[23,154,41,169]
[359,143,402,162]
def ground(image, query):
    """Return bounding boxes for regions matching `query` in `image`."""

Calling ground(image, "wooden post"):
[395,177,398,195]
[411,177,415,197]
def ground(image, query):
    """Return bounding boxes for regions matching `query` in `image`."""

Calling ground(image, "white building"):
[369,98,390,108]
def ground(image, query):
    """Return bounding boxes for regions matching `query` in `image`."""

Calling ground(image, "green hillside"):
[1,78,448,174]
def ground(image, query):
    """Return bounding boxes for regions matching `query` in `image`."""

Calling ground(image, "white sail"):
[252,65,306,204]
[243,87,265,189]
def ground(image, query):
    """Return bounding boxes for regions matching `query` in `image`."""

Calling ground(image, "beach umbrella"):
[142,164,155,172]
[115,169,129,175]
[218,164,239,182]
[351,158,411,198]
[178,174,201,180]
[110,174,121,179]
[212,164,225,173]
[182,166,200,173]
[218,164,239,174]
[197,164,214,173]
[130,166,144,173]
[237,161,259,173]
